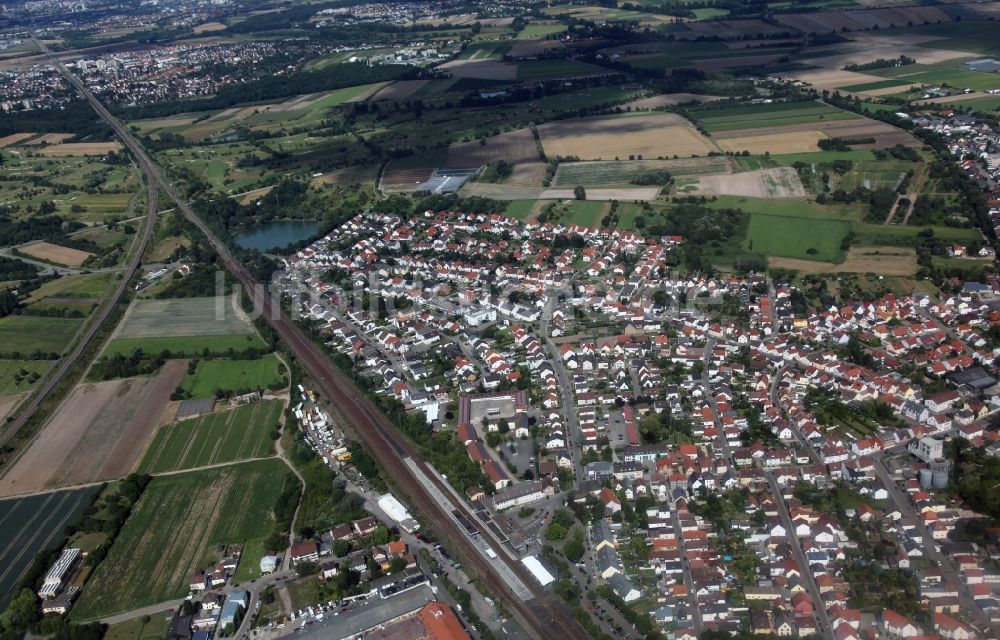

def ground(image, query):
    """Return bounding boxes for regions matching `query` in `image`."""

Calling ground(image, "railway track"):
[0,156,158,450]
[38,37,588,640]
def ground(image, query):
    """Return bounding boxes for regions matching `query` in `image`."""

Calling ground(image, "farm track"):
[39,36,588,639]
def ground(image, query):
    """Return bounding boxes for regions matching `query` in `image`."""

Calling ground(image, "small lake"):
[235,220,319,252]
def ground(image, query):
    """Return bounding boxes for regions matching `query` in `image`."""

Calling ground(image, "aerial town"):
[3,0,1000,640]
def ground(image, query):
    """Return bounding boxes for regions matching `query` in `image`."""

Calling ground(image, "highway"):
[39,37,587,640]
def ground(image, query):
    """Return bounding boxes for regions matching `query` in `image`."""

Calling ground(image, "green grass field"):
[233,537,268,584]
[518,22,567,39]
[853,223,981,247]
[103,614,170,640]
[305,83,385,110]
[25,273,113,304]
[554,157,729,186]
[881,22,1000,56]
[746,214,850,262]
[0,359,51,395]
[0,316,82,355]
[563,200,607,227]
[72,459,296,620]
[839,78,918,93]
[138,400,283,473]
[535,86,644,112]
[517,59,606,81]
[503,200,536,220]
[104,334,268,357]
[690,100,857,132]
[179,355,284,398]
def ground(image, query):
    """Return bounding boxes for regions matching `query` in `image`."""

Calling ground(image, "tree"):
[545,522,568,540]
[564,529,584,562]
[372,524,390,545]
[573,185,586,200]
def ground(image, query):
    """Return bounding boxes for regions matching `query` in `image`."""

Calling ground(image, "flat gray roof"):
[293,585,434,640]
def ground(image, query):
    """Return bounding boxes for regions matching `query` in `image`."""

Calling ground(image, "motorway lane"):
[41,43,586,640]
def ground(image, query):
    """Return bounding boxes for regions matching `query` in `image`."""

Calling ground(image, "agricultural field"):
[137,399,283,473]
[18,241,93,267]
[72,459,296,619]
[104,295,266,356]
[178,355,285,398]
[0,361,186,497]
[552,157,731,187]
[688,101,857,133]
[746,214,851,262]
[0,487,99,609]
[0,153,141,222]
[0,316,82,356]
[104,334,267,358]
[537,113,717,160]
[0,394,26,425]
[770,247,919,275]
[693,167,806,198]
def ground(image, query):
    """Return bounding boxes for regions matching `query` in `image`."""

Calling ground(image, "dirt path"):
[275,430,304,573]
[885,165,926,225]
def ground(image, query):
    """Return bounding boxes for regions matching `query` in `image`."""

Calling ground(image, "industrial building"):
[38,548,80,599]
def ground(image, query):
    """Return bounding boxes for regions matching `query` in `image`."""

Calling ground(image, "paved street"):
[871,454,993,634]
[765,472,834,640]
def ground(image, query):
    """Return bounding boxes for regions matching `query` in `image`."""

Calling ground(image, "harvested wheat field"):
[538,113,717,161]
[917,91,996,105]
[694,54,787,72]
[311,164,380,187]
[694,167,805,198]
[686,19,789,37]
[461,183,545,200]
[509,39,564,58]
[34,142,122,156]
[19,242,93,267]
[540,187,662,200]
[626,93,721,110]
[439,59,518,80]
[714,119,920,149]
[717,131,826,155]
[24,133,74,146]
[447,128,541,166]
[0,133,35,148]
[380,166,435,191]
[0,394,25,424]
[770,247,918,275]
[783,68,891,91]
[0,361,186,497]
[193,22,226,33]
[507,162,548,187]
[372,80,431,101]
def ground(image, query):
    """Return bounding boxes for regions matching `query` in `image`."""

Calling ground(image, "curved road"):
[39,37,587,640]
